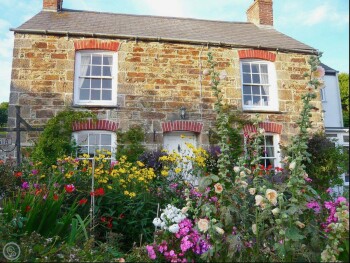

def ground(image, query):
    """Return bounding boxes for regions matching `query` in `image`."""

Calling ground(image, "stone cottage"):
[7,0,323,167]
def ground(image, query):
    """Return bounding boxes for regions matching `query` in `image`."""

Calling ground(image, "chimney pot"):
[247,0,273,27]
[43,0,63,12]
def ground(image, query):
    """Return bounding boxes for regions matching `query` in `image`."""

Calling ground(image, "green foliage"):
[0,101,8,127]
[116,125,146,162]
[304,132,348,191]
[31,108,95,166]
[338,73,349,126]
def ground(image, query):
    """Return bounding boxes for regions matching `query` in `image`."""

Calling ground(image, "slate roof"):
[321,63,338,75]
[13,9,317,54]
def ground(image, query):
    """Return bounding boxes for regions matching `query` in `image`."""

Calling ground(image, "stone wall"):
[8,33,324,149]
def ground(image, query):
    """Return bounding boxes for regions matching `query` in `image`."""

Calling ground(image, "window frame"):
[258,133,281,168]
[74,50,118,106]
[240,59,278,111]
[72,130,117,159]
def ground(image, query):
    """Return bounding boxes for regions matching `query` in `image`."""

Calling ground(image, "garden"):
[0,53,348,262]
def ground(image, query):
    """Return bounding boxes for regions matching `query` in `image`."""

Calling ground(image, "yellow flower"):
[265,189,278,206]
[124,190,129,196]
[175,167,182,173]
[215,226,225,235]
[161,170,169,177]
[107,185,112,189]
[180,134,186,138]
[137,161,145,167]
[40,174,46,179]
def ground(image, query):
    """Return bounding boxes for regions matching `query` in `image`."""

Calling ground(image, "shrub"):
[304,132,348,191]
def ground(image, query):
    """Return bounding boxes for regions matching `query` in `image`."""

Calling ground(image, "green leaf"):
[198,177,212,192]
[285,226,305,241]
[210,174,220,182]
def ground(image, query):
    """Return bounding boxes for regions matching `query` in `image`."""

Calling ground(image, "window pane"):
[261,74,269,84]
[244,95,252,105]
[91,90,101,100]
[261,86,269,95]
[92,66,102,76]
[260,64,268,73]
[343,136,349,143]
[102,79,112,89]
[80,66,91,76]
[103,66,112,76]
[251,64,259,73]
[243,73,251,83]
[80,78,90,89]
[252,86,260,95]
[81,55,91,65]
[101,134,112,145]
[242,63,250,73]
[89,134,98,145]
[79,146,88,154]
[79,89,90,100]
[253,96,260,105]
[103,56,113,65]
[91,79,101,89]
[262,96,269,106]
[265,136,274,146]
[252,74,260,84]
[243,85,252,95]
[102,90,112,100]
[89,146,98,155]
[92,55,102,65]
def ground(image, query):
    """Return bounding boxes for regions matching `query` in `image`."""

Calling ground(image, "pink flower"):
[326,188,333,194]
[146,245,156,260]
[306,201,321,213]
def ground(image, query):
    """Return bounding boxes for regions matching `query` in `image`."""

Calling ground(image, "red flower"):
[65,184,75,193]
[90,187,105,197]
[101,217,107,222]
[53,194,59,201]
[14,171,23,177]
[107,222,113,229]
[25,205,31,213]
[119,213,125,219]
[78,198,88,205]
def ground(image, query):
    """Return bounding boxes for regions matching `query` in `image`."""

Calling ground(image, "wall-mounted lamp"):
[180,107,186,120]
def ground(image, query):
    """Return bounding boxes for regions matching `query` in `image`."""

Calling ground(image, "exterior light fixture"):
[180,107,186,120]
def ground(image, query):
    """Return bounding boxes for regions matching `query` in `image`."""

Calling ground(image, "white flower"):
[198,218,209,233]
[152,217,162,227]
[240,181,248,188]
[234,166,240,173]
[215,226,225,235]
[214,183,223,194]
[249,188,256,195]
[255,195,264,206]
[265,189,278,206]
[252,224,257,234]
[239,171,246,177]
[258,128,265,134]
[295,221,305,229]
[289,161,296,171]
[168,224,180,233]
[160,222,166,229]
[271,208,280,216]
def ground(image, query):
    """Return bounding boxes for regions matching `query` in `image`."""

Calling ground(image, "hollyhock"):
[146,245,157,260]
[65,184,75,193]
[306,200,321,213]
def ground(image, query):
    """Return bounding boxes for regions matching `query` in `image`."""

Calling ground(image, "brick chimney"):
[246,0,273,27]
[43,0,63,11]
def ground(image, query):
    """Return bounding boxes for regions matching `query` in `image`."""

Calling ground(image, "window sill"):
[72,104,120,109]
[242,109,283,114]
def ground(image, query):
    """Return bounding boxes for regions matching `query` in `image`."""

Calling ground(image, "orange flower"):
[14,171,23,177]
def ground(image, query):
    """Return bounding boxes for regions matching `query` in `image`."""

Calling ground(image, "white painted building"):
[321,63,349,194]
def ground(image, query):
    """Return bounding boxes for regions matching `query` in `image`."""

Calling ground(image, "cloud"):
[304,3,349,26]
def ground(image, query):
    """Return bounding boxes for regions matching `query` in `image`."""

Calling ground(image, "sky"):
[0,0,349,103]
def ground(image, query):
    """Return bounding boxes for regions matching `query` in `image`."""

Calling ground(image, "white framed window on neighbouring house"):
[320,88,326,102]
[74,51,117,106]
[73,131,116,159]
[240,60,278,111]
[258,134,281,168]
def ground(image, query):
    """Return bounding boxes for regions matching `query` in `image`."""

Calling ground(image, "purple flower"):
[31,169,39,175]
[306,201,321,213]
[21,182,29,190]
[146,245,156,260]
